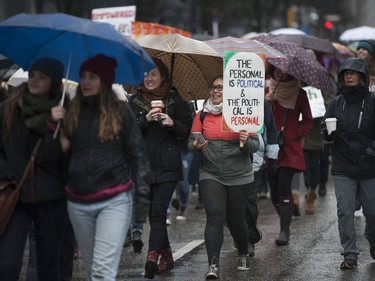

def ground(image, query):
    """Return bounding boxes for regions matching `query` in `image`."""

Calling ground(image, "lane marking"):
[173,239,205,261]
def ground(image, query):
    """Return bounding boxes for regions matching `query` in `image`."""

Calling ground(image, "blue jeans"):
[175,151,193,208]
[333,175,375,260]
[131,187,143,233]
[0,199,71,281]
[68,191,132,281]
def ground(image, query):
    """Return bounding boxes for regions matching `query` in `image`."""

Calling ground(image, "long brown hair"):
[63,83,124,142]
[1,82,61,142]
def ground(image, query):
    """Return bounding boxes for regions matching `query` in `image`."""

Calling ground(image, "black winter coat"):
[128,90,192,184]
[65,95,150,205]
[322,92,375,179]
[0,112,67,203]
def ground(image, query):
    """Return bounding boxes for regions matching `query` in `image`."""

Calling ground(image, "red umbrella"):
[253,35,331,91]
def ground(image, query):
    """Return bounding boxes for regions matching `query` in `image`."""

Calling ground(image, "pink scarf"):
[269,78,300,109]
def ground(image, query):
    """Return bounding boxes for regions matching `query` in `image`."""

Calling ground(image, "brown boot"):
[144,251,159,279]
[292,192,301,217]
[158,248,174,273]
[305,191,316,214]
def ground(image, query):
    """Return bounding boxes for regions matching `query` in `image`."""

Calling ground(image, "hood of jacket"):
[338,57,369,88]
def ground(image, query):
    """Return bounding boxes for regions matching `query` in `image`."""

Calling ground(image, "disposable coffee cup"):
[325,117,337,134]
[151,100,164,113]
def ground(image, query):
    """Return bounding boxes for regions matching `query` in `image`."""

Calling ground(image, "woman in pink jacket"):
[266,65,313,245]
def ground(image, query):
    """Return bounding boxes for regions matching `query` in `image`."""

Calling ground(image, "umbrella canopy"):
[332,42,355,58]
[254,35,331,90]
[135,34,223,101]
[204,36,286,58]
[339,26,375,42]
[270,34,335,54]
[0,13,155,86]
[269,27,306,35]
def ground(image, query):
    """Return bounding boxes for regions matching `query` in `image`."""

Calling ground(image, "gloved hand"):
[321,128,336,141]
[266,158,278,179]
[135,202,149,224]
[366,141,375,159]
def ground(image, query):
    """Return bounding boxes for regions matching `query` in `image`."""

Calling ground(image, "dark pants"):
[200,179,250,265]
[245,171,262,244]
[269,167,296,206]
[0,199,73,281]
[303,149,321,192]
[148,181,176,251]
[319,144,331,188]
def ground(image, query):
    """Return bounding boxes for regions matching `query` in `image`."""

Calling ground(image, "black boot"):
[276,199,293,246]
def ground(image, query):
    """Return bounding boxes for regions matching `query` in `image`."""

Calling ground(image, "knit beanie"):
[29,57,64,88]
[357,40,374,57]
[79,54,118,87]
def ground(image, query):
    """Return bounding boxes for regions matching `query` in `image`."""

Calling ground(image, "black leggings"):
[200,179,250,265]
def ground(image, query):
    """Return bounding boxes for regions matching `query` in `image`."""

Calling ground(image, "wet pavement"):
[20,175,375,280]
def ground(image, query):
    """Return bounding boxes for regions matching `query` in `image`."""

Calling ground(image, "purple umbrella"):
[254,35,331,91]
[269,34,335,54]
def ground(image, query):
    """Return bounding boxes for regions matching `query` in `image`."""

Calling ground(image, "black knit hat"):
[29,57,64,88]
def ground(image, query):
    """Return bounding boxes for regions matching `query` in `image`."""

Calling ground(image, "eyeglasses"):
[209,84,223,91]
[344,70,359,77]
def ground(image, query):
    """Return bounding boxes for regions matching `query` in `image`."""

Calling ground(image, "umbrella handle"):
[53,122,61,139]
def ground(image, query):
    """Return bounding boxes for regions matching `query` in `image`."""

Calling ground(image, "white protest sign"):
[222,52,265,133]
[302,86,326,118]
[91,6,136,36]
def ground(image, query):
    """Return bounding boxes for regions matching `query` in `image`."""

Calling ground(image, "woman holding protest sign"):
[188,75,259,279]
[266,65,313,245]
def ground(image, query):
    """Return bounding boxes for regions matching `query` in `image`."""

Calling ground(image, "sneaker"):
[176,208,186,221]
[166,213,172,225]
[248,243,255,257]
[171,198,180,211]
[205,264,219,279]
[340,258,358,270]
[258,192,267,199]
[370,246,375,259]
[237,255,250,271]
[132,230,144,253]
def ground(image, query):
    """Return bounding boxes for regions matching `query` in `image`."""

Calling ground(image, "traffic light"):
[324,20,333,30]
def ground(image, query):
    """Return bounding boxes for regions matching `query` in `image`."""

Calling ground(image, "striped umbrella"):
[204,36,286,59]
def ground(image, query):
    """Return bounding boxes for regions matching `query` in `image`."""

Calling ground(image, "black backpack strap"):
[199,111,207,124]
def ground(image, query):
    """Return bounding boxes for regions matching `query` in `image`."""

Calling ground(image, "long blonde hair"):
[63,83,124,142]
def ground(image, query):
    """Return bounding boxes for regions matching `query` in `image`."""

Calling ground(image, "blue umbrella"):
[0,13,154,86]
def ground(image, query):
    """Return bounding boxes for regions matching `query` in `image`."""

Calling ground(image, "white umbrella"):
[269,27,306,35]
[339,26,375,41]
